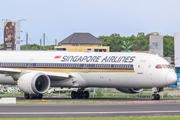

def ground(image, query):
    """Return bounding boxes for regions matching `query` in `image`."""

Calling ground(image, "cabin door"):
[137,60,146,74]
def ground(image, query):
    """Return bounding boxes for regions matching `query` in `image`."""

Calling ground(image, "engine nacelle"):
[116,88,143,94]
[17,72,50,94]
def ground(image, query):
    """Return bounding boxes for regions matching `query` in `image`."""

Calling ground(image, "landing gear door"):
[137,60,146,74]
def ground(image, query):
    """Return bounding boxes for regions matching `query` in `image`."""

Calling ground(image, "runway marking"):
[0,111,180,114]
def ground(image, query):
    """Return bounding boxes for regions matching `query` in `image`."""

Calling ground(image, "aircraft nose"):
[166,70,177,85]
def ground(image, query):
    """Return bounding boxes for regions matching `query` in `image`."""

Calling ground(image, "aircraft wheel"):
[37,94,43,99]
[83,91,89,99]
[151,94,156,100]
[29,94,37,99]
[71,91,77,99]
[156,94,160,100]
[77,91,84,99]
[24,93,30,99]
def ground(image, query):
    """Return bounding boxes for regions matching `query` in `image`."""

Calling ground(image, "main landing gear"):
[151,87,163,100]
[71,88,89,99]
[24,93,43,99]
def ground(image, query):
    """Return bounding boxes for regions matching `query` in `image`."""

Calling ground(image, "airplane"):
[0,51,177,100]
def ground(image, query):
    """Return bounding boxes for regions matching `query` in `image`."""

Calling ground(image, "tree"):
[98,33,123,52]
[20,44,57,50]
[0,44,4,50]
[21,44,41,50]
[151,32,159,36]
[163,35,174,58]
[121,41,132,52]
[98,32,174,59]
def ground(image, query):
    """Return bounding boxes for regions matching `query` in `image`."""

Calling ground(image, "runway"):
[16,97,180,102]
[0,103,180,118]
[16,97,180,105]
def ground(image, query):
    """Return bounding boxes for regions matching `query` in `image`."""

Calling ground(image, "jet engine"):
[116,88,143,94]
[17,72,50,94]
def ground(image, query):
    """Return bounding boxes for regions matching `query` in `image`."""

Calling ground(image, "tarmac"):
[0,102,180,118]
[0,97,179,118]
[16,97,180,104]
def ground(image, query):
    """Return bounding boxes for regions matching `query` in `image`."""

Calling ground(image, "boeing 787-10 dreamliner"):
[0,51,176,100]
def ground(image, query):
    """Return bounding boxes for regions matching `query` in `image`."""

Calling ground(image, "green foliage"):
[0,43,59,51]
[98,32,174,59]
[20,44,57,50]
[99,33,123,52]
[98,32,150,52]
[0,44,4,49]
[121,41,132,52]
[96,88,104,98]
[21,44,41,50]
[163,35,174,58]
[139,91,151,98]
[163,92,168,97]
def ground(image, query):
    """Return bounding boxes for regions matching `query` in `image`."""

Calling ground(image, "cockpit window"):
[169,65,173,69]
[162,64,173,69]
[162,64,169,69]
[155,64,162,69]
[156,64,172,69]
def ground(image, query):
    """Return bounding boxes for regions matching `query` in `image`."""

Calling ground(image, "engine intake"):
[17,72,50,94]
[116,88,143,94]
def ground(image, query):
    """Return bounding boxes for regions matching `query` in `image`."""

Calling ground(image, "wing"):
[42,71,72,81]
[0,68,71,81]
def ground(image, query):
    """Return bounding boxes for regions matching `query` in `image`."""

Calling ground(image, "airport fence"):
[1,88,180,99]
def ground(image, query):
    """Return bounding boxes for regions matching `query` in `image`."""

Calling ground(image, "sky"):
[0,0,180,45]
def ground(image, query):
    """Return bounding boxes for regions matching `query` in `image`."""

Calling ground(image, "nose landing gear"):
[151,87,163,100]
[151,94,160,100]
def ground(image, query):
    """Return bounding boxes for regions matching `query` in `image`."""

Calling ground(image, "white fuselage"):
[0,51,177,89]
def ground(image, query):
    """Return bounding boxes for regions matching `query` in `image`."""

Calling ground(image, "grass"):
[1,88,180,99]
[0,116,180,120]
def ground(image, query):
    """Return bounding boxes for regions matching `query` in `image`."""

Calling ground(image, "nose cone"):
[166,70,177,85]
